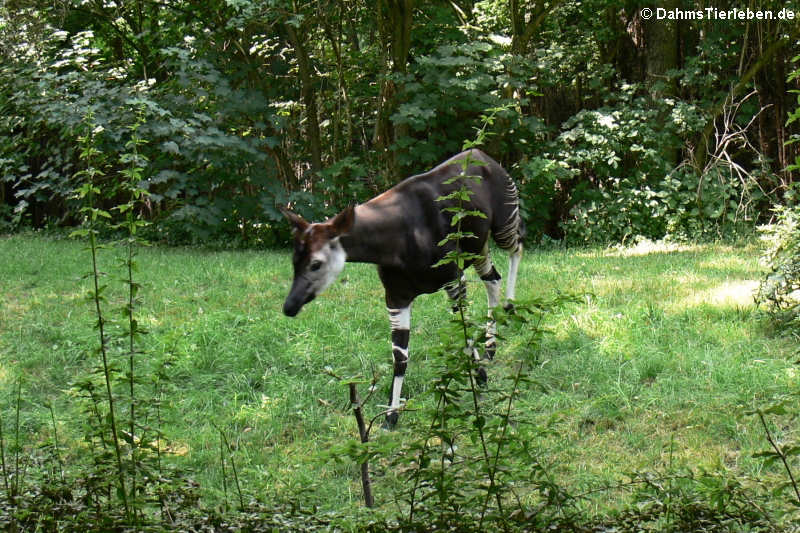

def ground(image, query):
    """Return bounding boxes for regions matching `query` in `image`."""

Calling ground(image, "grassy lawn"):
[0,233,797,518]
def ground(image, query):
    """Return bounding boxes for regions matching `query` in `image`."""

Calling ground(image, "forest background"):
[2,0,799,245]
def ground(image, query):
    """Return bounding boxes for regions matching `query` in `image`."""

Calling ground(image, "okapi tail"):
[493,177,525,253]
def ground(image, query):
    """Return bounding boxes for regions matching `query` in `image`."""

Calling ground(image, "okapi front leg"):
[385,306,411,429]
[444,273,467,313]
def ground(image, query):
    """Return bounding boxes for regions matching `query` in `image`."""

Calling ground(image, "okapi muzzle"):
[280,206,355,317]
[282,276,316,317]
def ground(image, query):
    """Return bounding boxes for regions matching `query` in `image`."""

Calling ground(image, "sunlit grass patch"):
[678,279,759,308]
[605,239,701,258]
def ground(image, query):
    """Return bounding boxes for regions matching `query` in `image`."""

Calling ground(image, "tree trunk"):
[285,23,323,174]
[642,0,680,167]
[643,0,679,99]
[505,0,560,98]
[373,0,415,183]
[692,24,800,171]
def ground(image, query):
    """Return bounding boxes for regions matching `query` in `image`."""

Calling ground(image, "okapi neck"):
[339,204,402,266]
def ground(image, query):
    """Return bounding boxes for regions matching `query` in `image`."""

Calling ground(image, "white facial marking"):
[309,237,347,295]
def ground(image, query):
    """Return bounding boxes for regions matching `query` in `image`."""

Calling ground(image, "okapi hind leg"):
[504,243,523,312]
[474,247,501,361]
[385,305,411,429]
[445,272,487,384]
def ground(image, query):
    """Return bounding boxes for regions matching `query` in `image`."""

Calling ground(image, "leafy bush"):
[0,27,106,227]
[757,205,800,332]
[551,92,689,243]
[0,19,290,245]
[391,41,508,170]
[546,87,765,244]
[756,57,800,334]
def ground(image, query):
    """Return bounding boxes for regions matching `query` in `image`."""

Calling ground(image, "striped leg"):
[444,272,467,312]
[494,175,525,312]
[385,305,411,429]
[445,272,484,383]
[474,246,501,361]
[505,243,523,311]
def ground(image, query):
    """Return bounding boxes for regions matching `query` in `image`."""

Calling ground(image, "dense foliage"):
[758,201,800,333]
[756,56,800,333]
[1,1,799,244]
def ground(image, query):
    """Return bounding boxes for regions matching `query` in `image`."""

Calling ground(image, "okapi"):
[281,149,524,428]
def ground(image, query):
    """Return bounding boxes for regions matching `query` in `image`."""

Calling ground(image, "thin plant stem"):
[449,161,503,523]
[460,303,502,529]
[88,387,109,452]
[13,379,21,500]
[154,381,167,523]
[348,383,374,507]
[408,391,444,523]
[757,410,800,505]
[229,439,245,510]
[90,225,130,518]
[125,196,138,523]
[480,361,524,523]
[215,424,245,510]
[219,431,228,512]
[81,140,131,519]
[0,412,8,498]
[47,403,64,483]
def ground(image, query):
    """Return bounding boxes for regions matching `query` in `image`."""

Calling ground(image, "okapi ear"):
[279,206,309,235]
[328,205,355,237]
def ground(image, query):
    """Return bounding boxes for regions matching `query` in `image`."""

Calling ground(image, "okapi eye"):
[309,260,323,272]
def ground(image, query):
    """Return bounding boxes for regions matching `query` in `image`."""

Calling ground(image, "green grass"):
[0,233,797,517]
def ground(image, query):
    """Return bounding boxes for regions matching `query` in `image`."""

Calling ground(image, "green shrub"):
[757,204,800,332]
[552,93,690,243]
[391,41,508,170]
[551,88,765,244]
[0,21,288,244]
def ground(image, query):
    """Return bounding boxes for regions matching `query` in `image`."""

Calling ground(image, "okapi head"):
[280,206,355,317]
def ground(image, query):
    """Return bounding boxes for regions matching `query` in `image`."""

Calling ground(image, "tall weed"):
[68,108,173,525]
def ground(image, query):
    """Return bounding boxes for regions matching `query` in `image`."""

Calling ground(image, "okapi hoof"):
[383,411,399,430]
[486,345,496,361]
[503,302,516,314]
[476,366,488,387]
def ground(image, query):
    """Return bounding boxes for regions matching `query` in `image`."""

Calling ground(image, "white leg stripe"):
[392,344,409,359]
[390,375,404,411]
[464,340,481,361]
[506,246,522,301]
[484,278,501,309]
[387,306,411,330]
